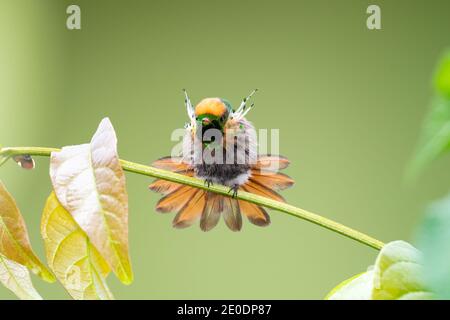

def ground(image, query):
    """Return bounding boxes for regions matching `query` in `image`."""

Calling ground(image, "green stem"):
[0,146,384,250]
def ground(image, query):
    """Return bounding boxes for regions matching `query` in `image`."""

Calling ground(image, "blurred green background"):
[1,0,450,299]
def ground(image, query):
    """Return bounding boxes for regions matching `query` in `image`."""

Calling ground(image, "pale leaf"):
[50,118,133,284]
[325,272,373,300]
[0,254,42,300]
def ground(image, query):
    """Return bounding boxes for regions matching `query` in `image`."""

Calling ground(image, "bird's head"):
[194,98,232,133]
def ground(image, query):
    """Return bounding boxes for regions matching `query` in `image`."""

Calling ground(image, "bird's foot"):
[204,178,214,188]
[228,184,239,198]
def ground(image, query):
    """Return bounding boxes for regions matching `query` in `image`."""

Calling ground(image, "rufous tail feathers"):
[149,155,294,231]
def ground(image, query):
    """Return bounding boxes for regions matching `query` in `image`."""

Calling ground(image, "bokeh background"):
[1,0,450,299]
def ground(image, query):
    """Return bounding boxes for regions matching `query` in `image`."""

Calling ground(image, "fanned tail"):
[222,196,242,231]
[173,189,206,228]
[200,193,223,231]
[238,200,271,226]
[239,154,293,227]
[148,155,294,231]
[153,187,243,232]
[148,156,194,196]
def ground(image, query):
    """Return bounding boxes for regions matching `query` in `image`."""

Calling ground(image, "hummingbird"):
[149,89,294,231]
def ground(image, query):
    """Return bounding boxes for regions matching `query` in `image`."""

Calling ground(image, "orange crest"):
[194,98,227,117]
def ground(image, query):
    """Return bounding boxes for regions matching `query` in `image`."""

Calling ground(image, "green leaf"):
[408,51,450,178]
[416,193,450,299]
[326,241,434,300]
[49,118,133,284]
[408,96,450,177]
[435,51,450,98]
[41,192,114,300]
[0,254,42,300]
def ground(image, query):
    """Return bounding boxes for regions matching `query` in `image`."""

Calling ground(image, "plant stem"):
[0,146,385,250]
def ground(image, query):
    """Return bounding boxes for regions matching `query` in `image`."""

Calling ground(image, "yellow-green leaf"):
[326,241,434,300]
[435,51,450,98]
[407,52,450,178]
[0,180,55,282]
[325,272,373,300]
[407,97,450,177]
[372,240,433,300]
[49,118,133,284]
[41,192,114,300]
[0,254,42,300]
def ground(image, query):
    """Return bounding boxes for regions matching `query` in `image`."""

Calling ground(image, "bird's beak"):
[202,117,211,126]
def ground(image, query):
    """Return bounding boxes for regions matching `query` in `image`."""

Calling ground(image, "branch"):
[0,146,385,250]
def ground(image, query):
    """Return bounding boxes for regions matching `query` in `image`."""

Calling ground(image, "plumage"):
[149,90,294,231]
[200,193,223,231]
[254,155,290,172]
[195,98,227,117]
[152,156,192,172]
[242,179,285,202]
[238,200,270,226]
[149,179,183,196]
[156,185,197,213]
[173,190,206,228]
[250,169,294,191]
[222,197,242,231]
[149,157,194,195]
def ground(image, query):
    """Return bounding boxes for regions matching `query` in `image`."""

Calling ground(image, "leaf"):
[372,240,433,300]
[408,96,450,177]
[325,271,373,300]
[325,241,434,300]
[41,192,113,300]
[416,193,450,299]
[435,51,450,98]
[0,254,42,300]
[0,180,55,283]
[408,52,450,178]
[49,118,133,284]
